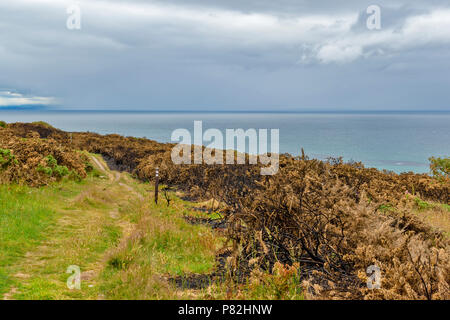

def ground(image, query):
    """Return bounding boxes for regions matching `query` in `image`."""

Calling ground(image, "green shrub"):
[36,155,69,179]
[53,165,69,178]
[429,156,450,181]
[0,121,6,128]
[36,165,53,176]
[45,155,58,168]
[0,149,18,169]
[68,170,82,182]
[84,161,94,173]
[415,197,433,211]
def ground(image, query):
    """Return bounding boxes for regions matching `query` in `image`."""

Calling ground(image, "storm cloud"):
[0,0,449,110]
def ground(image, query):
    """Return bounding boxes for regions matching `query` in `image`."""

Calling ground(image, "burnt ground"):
[168,250,232,290]
[183,215,228,230]
[173,214,364,295]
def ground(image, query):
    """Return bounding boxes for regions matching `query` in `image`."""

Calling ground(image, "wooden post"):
[154,167,159,204]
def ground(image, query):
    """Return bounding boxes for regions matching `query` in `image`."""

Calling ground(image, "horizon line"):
[1,106,450,114]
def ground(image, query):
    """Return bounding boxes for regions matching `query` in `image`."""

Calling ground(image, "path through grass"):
[1,155,221,300]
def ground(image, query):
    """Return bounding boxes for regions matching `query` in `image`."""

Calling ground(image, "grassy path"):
[2,155,135,299]
[1,155,222,300]
[1,154,301,300]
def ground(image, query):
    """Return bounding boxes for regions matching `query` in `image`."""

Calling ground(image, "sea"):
[0,110,449,174]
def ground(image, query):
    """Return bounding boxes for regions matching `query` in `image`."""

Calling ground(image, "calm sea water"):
[1,110,449,174]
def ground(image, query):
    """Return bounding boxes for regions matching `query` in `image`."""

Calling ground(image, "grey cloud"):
[113,0,450,15]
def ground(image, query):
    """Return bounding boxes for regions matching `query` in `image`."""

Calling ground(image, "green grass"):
[100,192,222,299]
[0,168,113,299]
[0,185,60,294]
[413,197,450,213]
[0,177,94,296]
[12,278,61,300]
[410,197,450,238]
[145,219,218,275]
[203,262,304,300]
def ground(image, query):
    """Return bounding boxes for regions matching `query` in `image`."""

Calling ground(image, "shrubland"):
[0,122,88,186]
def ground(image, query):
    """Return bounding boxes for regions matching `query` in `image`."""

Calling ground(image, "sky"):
[0,0,449,111]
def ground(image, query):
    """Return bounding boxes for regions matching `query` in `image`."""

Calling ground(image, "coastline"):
[1,111,449,174]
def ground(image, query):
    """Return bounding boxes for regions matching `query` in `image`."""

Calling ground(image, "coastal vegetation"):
[0,121,448,300]
[429,156,450,183]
